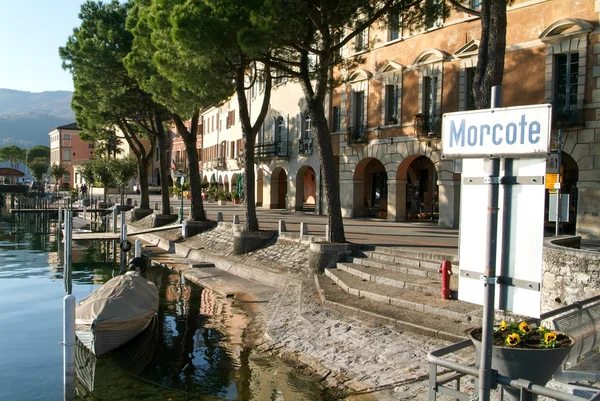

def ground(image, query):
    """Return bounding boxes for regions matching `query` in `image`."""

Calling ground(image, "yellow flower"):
[506,333,521,347]
[519,322,531,334]
[544,332,557,345]
[499,320,508,331]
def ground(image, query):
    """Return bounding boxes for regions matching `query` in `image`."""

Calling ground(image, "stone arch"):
[397,154,439,221]
[352,157,388,218]
[295,165,317,212]
[270,166,288,209]
[348,68,372,82]
[224,175,230,192]
[202,175,209,183]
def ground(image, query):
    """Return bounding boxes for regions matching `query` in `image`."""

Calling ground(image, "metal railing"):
[552,100,586,129]
[299,137,313,155]
[428,295,600,401]
[347,124,367,144]
[254,141,290,158]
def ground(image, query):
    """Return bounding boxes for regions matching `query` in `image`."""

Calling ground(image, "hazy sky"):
[0,0,85,93]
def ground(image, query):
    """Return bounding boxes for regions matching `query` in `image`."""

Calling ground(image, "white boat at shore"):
[75,273,159,356]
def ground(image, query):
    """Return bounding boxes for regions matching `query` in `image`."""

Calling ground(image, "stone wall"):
[541,236,600,313]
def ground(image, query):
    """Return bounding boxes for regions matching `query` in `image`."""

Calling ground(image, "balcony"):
[254,141,290,158]
[552,100,585,129]
[346,124,367,145]
[236,151,245,168]
[414,114,441,140]
[299,137,313,155]
[215,157,226,170]
[173,160,186,171]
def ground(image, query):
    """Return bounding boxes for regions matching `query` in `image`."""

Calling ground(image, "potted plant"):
[217,189,227,205]
[468,321,573,401]
[231,190,240,204]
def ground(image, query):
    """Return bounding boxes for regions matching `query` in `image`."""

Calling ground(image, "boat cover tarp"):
[76,274,158,332]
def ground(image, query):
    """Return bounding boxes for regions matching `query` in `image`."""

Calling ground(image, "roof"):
[55,122,82,131]
[0,167,25,177]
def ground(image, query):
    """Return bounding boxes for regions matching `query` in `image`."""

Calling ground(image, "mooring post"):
[217,212,223,222]
[63,294,76,401]
[181,221,187,238]
[112,207,118,234]
[135,239,141,258]
[279,220,287,235]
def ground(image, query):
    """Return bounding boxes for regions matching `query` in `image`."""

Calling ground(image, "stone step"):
[359,245,458,264]
[325,268,482,326]
[346,255,443,279]
[337,262,440,295]
[316,274,474,343]
[352,250,446,271]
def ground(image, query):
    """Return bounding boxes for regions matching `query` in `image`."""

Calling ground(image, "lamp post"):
[179,176,184,223]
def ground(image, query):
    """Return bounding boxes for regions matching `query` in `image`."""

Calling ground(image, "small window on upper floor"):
[424,0,443,30]
[64,134,71,140]
[388,11,401,42]
[384,84,399,125]
[354,28,368,53]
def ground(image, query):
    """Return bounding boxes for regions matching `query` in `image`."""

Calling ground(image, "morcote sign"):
[441,104,552,158]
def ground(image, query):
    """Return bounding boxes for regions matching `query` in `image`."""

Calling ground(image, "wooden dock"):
[70,224,182,241]
[10,208,109,214]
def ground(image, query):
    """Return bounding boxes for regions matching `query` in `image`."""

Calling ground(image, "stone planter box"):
[152,214,178,227]
[132,208,154,221]
[182,220,217,238]
[308,242,358,274]
[218,200,227,206]
[233,230,276,255]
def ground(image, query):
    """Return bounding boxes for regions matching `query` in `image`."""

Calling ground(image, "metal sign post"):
[442,88,552,401]
[555,129,562,236]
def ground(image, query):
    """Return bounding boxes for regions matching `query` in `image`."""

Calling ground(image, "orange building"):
[48,122,95,190]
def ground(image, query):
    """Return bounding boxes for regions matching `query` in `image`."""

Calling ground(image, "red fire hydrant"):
[439,260,452,299]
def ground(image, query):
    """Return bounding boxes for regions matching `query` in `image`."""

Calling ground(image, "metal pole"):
[83,204,86,221]
[63,294,76,401]
[555,129,563,236]
[113,207,118,234]
[120,211,127,272]
[479,86,502,401]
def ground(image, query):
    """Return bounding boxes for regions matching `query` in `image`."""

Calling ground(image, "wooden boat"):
[75,273,159,356]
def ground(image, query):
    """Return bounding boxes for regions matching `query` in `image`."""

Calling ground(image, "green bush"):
[61,182,70,191]
[216,189,227,201]
[69,188,79,199]
[231,190,240,200]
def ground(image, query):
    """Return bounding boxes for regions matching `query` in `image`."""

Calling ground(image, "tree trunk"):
[155,114,171,215]
[242,126,258,232]
[182,135,206,221]
[307,98,346,243]
[138,159,150,209]
[172,115,206,221]
[473,0,507,109]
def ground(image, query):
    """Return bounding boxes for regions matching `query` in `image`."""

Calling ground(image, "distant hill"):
[0,89,74,147]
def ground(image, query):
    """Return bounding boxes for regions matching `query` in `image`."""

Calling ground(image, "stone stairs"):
[316,245,482,343]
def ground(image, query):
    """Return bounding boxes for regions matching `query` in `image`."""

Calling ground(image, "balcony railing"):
[346,124,367,144]
[254,141,290,158]
[414,114,441,139]
[299,137,313,155]
[173,160,186,171]
[215,157,226,170]
[552,99,585,129]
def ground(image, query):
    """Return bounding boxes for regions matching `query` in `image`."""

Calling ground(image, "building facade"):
[330,0,599,237]
[48,122,94,189]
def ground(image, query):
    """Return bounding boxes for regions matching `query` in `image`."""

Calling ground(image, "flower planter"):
[468,327,573,401]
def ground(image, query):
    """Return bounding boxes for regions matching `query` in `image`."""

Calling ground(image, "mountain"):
[0,89,74,147]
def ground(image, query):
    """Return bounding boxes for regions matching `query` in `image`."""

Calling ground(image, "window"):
[300,113,314,155]
[384,84,399,124]
[332,106,341,132]
[63,150,71,161]
[88,143,94,149]
[354,28,368,53]
[423,76,439,133]
[64,172,71,182]
[465,67,477,111]
[155,146,159,161]
[230,142,235,159]
[553,53,579,125]
[354,91,365,128]
[63,134,71,140]
[424,0,443,29]
[388,12,401,41]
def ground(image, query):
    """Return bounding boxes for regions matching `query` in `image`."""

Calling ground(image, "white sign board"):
[458,158,546,318]
[442,105,552,158]
[548,194,570,222]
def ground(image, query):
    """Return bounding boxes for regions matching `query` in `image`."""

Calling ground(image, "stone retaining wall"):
[542,236,600,313]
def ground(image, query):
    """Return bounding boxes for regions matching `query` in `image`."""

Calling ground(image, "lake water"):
[0,210,330,400]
